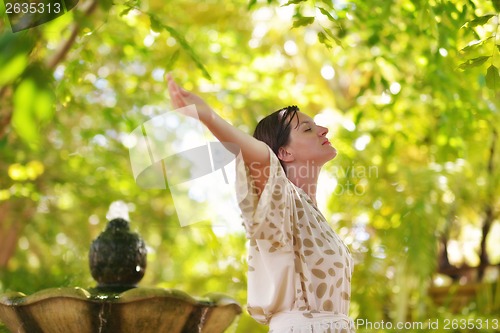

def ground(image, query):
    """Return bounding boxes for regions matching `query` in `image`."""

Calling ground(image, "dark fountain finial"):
[89,201,147,292]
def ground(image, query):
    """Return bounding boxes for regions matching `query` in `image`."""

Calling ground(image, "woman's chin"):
[329,147,338,160]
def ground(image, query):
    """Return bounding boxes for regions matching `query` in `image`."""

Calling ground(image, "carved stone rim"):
[0,287,242,333]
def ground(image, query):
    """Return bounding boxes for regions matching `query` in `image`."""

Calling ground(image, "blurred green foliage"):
[0,0,499,332]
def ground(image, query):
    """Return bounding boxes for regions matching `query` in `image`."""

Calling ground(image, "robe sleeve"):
[235,146,293,246]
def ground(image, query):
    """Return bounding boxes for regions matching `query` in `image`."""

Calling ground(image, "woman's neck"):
[285,162,322,205]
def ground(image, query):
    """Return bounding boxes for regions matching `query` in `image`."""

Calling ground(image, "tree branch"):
[478,128,498,280]
[46,0,99,70]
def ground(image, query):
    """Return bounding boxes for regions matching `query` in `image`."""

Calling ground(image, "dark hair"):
[253,105,299,165]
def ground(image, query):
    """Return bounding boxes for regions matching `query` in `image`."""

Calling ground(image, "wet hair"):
[253,105,300,166]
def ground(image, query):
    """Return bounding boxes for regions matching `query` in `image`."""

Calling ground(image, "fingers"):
[177,83,189,97]
[166,73,194,111]
[166,74,185,108]
[169,75,190,98]
[166,73,180,93]
[166,73,178,94]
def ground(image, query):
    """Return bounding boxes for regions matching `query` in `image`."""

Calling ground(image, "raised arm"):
[167,74,270,194]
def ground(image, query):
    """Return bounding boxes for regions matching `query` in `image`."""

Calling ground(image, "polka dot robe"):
[235,147,354,332]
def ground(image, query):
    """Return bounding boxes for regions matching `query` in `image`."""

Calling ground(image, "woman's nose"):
[318,125,328,136]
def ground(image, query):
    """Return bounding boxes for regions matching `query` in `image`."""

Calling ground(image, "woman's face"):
[282,111,337,166]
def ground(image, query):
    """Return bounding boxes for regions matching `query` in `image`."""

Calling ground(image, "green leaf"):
[292,16,314,28]
[12,79,40,147]
[150,17,163,33]
[0,31,35,67]
[123,0,140,6]
[163,25,211,79]
[146,14,211,79]
[247,0,257,10]
[354,111,363,125]
[461,14,495,28]
[317,31,332,49]
[317,7,336,22]
[99,0,114,10]
[281,0,307,6]
[458,37,492,54]
[491,0,500,12]
[166,49,180,71]
[458,56,490,70]
[0,54,28,85]
[11,65,55,149]
[323,27,343,47]
[485,65,499,90]
[119,7,134,16]
[33,90,54,122]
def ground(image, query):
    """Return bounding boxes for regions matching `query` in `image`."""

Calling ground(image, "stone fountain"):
[0,203,241,333]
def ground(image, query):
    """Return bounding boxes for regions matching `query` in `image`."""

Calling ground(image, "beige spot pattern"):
[235,147,354,332]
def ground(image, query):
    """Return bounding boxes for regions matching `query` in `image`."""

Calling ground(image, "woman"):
[167,74,354,333]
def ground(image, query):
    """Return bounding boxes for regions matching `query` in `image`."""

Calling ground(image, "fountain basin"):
[0,287,241,333]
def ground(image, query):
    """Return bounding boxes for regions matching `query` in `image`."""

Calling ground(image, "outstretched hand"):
[166,73,213,122]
